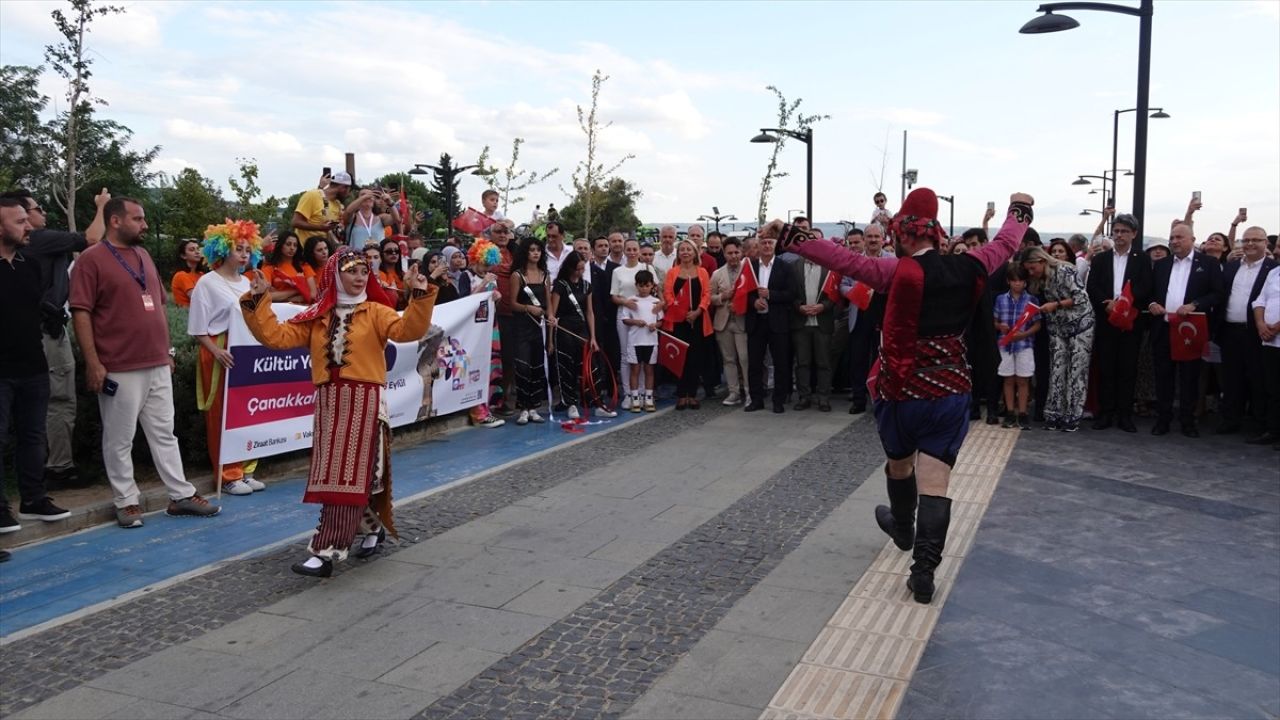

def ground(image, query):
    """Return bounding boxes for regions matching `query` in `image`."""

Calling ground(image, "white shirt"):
[188,272,251,336]
[1075,256,1091,287]
[756,258,776,314]
[544,243,575,282]
[652,247,677,274]
[1253,266,1280,348]
[610,263,662,300]
[1162,253,1195,322]
[802,261,822,326]
[1112,250,1130,299]
[1227,257,1266,324]
[620,296,662,347]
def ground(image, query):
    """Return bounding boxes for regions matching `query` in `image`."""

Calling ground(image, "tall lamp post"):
[1021,0,1154,248]
[751,127,813,221]
[936,194,955,237]
[697,207,737,234]
[407,162,487,240]
[1112,107,1168,212]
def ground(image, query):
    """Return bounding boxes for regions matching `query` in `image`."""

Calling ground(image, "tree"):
[562,70,634,240]
[42,112,159,231]
[155,168,225,241]
[226,158,281,228]
[369,172,441,235]
[475,138,558,215]
[45,0,125,230]
[756,85,828,224]
[0,65,51,192]
[559,177,642,238]
[429,153,462,225]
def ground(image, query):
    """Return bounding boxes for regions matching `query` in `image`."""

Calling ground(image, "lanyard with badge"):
[105,242,155,311]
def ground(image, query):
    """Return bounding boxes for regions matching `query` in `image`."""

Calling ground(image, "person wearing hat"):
[761,189,1035,605]
[291,172,351,249]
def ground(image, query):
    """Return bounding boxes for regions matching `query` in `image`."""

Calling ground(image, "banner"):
[219,292,494,463]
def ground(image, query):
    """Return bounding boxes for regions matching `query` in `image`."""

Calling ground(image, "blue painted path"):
[0,408,656,638]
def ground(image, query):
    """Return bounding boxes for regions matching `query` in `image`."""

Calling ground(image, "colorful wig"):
[202,219,264,269]
[467,240,501,268]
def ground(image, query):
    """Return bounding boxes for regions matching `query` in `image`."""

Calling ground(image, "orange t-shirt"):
[170,269,203,308]
[379,268,404,291]
[264,262,316,302]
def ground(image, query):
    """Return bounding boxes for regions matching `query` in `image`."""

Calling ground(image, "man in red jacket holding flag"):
[760,190,1035,604]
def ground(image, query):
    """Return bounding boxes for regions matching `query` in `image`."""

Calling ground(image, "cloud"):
[165,119,305,154]
[912,130,1017,162]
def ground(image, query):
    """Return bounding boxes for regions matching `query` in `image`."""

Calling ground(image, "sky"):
[2,0,1278,236]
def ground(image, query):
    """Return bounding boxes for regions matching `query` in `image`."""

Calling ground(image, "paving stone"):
[714,583,848,644]
[186,612,311,656]
[645,629,808,709]
[377,643,506,695]
[587,538,669,565]
[376,600,554,654]
[84,647,292,712]
[219,669,437,720]
[502,581,603,618]
[12,687,135,720]
[624,690,760,720]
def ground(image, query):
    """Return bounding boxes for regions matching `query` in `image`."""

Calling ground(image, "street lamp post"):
[751,127,813,221]
[936,194,955,237]
[697,207,737,234]
[407,162,487,240]
[1021,0,1155,248]
[1112,107,1168,212]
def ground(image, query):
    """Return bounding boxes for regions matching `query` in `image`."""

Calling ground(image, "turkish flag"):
[998,302,1041,348]
[821,271,842,304]
[845,281,873,311]
[658,331,689,376]
[452,207,496,236]
[731,261,758,315]
[1169,312,1208,362]
[1107,280,1137,331]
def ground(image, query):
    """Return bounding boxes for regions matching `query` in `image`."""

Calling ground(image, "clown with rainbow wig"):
[759,189,1036,605]
[188,220,265,496]
[241,246,436,576]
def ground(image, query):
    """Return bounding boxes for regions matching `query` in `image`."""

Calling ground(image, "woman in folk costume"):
[761,190,1035,604]
[242,248,436,577]
[189,220,265,496]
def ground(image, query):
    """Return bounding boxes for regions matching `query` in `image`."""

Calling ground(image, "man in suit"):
[1086,211,1154,433]
[1148,221,1225,437]
[744,236,794,413]
[1216,225,1277,435]
[790,252,837,411]
[590,234,622,384]
[709,238,748,405]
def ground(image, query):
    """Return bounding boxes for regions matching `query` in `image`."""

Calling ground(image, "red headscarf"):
[289,247,397,324]
[889,188,948,249]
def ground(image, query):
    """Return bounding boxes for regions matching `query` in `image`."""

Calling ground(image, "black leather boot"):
[907,495,951,604]
[874,469,917,551]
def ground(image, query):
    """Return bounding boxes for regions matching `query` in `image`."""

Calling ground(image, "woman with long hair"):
[609,237,664,409]
[302,235,332,274]
[188,221,265,495]
[1047,238,1075,264]
[243,249,435,576]
[1201,232,1231,264]
[548,250,597,420]
[663,239,713,409]
[424,251,459,305]
[378,238,406,308]
[510,237,550,425]
[1020,245,1094,431]
[346,190,384,251]
[262,230,316,303]
[170,239,205,308]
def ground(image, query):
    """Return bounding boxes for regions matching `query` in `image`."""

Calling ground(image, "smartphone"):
[1106,197,1116,209]
[322,166,331,177]
[102,378,119,397]
[1192,191,1201,202]
[1240,207,1248,217]
[986,201,995,212]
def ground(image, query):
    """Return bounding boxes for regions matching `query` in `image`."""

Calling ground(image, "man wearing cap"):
[1086,209,1153,433]
[761,189,1034,605]
[292,172,351,248]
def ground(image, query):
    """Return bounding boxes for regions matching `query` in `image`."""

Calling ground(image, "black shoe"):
[817,400,831,412]
[43,466,87,491]
[1151,421,1171,436]
[291,557,333,578]
[907,495,951,605]
[0,508,19,535]
[553,402,568,412]
[793,399,811,411]
[1215,422,1241,435]
[353,528,386,559]
[18,497,71,522]
[1246,432,1280,446]
[969,407,982,421]
[772,402,785,414]
[1043,419,1061,431]
[1117,416,1138,433]
[1182,424,1200,438]
[0,549,10,563]
[1018,413,1033,430]
[985,413,1000,425]
[875,470,917,551]
[744,401,765,412]
[849,402,867,415]
[1001,413,1017,429]
[1092,415,1113,431]
[1062,421,1079,433]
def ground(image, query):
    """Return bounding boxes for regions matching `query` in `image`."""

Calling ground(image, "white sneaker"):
[516,410,530,426]
[223,480,253,496]
[475,415,505,428]
[528,409,546,423]
[620,395,632,411]
[243,476,266,491]
[723,393,742,406]
[567,405,580,420]
[595,406,618,418]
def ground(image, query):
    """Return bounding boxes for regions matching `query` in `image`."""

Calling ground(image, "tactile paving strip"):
[762,423,1018,720]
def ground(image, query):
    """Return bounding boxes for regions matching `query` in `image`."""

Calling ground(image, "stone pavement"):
[3,400,1278,720]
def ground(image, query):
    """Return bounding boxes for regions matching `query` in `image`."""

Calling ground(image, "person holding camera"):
[292,171,351,248]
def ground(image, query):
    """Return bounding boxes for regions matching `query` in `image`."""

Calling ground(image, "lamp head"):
[1080,210,1091,216]
[408,167,427,175]
[751,132,779,144]
[1072,177,1091,186]
[1020,11,1080,33]
[1150,110,1171,119]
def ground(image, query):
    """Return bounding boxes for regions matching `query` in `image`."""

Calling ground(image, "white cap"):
[328,171,353,186]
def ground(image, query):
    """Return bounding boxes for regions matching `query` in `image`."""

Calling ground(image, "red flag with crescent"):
[999,302,1041,348]
[1107,280,1137,331]
[452,207,497,236]
[1170,312,1208,362]
[822,271,842,304]
[731,261,758,315]
[658,331,689,376]
[845,280,873,311]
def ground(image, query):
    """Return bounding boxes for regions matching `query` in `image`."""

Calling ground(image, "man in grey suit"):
[790,252,837,411]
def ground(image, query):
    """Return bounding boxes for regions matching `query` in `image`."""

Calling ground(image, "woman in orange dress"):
[170,239,206,307]
[377,238,406,308]
[262,230,316,303]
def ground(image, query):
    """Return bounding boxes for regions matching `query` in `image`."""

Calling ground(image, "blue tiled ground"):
[899,426,1280,720]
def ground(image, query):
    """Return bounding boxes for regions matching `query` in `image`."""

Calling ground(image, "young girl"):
[302,235,331,274]
[425,251,459,305]
[663,239,712,409]
[462,240,506,429]
[994,263,1041,429]
[188,221,265,495]
[510,237,550,425]
[262,230,316,303]
[620,270,662,412]
[170,239,205,308]
[242,249,435,576]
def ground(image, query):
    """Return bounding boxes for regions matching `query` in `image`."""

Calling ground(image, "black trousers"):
[848,314,878,405]
[1094,321,1143,420]
[1262,345,1280,435]
[673,322,708,398]
[1219,323,1266,427]
[1151,325,1201,425]
[0,373,51,509]
[748,319,791,405]
[513,316,548,409]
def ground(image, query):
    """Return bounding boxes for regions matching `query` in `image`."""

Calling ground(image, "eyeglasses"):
[383,249,399,255]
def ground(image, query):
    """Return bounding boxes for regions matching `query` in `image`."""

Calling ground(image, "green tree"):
[45,0,125,230]
[429,153,462,229]
[226,157,281,228]
[475,137,558,215]
[155,168,225,241]
[562,70,634,240]
[0,65,51,191]
[369,172,441,234]
[41,112,160,231]
[560,177,642,238]
[756,85,828,224]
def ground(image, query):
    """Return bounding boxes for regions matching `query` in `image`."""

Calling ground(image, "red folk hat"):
[889,188,948,248]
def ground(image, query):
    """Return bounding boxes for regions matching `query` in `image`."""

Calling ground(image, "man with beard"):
[0,198,72,541]
[292,171,351,248]
[70,198,220,528]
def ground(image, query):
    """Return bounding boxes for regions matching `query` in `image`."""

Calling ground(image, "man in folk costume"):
[242,249,436,577]
[761,190,1034,604]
